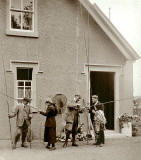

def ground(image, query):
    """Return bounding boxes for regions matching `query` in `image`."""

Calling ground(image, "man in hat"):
[63,95,84,147]
[63,102,75,147]
[8,97,32,149]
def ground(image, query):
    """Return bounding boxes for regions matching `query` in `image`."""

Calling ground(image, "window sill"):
[6,30,39,38]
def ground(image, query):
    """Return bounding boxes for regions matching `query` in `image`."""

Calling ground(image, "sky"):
[89,0,141,96]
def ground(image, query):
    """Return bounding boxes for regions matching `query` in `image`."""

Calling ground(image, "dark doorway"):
[90,71,115,130]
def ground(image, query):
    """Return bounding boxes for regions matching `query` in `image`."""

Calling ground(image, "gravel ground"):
[0,136,141,160]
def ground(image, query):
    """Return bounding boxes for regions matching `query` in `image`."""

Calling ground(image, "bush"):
[118,113,133,129]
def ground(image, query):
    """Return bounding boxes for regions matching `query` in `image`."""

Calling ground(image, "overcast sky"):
[89,0,141,96]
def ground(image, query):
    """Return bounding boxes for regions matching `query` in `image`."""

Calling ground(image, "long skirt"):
[44,127,56,144]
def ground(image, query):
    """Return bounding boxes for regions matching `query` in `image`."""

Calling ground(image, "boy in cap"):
[89,95,104,144]
[8,97,32,149]
[94,104,106,147]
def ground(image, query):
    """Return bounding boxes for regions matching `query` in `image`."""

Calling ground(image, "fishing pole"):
[2,55,13,149]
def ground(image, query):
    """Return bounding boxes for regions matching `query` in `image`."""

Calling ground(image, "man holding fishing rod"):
[8,97,32,149]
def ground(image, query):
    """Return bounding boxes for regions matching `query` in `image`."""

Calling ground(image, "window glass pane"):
[11,11,21,29]
[23,0,33,11]
[17,68,32,80]
[18,82,24,86]
[25,82,31,86]
[11,0,21,9]
[25,87,31,98]
[23,12,33,30]
[18,87,24,98]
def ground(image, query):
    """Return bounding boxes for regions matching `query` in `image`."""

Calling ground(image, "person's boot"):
[46,144,51,149]
[21,142,28,148]
[72,136,78,147]
[99,144,103,147]
[49,147,56,151]
[49,144,56,151]
[72,142,78,146]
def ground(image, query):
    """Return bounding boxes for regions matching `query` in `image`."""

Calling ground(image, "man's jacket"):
[13,104,32,127]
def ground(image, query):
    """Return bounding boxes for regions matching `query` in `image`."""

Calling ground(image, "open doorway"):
[90,71,115,130]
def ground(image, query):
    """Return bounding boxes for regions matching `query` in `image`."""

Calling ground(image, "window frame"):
[10,61,40,112]
[6,0,38,37]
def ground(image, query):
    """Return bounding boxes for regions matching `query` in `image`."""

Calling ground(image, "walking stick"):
[85,106,90,144]
[2,56,13,149]
[39,98,44,145]
[29,104,34,149]
[29,122,32,149]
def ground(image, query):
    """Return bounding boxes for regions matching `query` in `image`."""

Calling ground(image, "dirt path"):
[0,137,140,160]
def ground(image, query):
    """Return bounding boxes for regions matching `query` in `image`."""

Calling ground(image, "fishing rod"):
[79,1,91,144]
[2,56,13,149]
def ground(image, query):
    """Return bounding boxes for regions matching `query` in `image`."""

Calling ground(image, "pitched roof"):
[79,0,140,60]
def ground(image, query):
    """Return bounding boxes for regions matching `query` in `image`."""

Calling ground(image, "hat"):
[74,94,81,99]
[92,95,98,99]
[23,97,31,102]
[45,97,54,104]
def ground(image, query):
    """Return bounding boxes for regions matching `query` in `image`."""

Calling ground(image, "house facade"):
[0,0,139,139]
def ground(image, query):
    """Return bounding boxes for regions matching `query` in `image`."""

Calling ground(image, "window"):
[6,0,38,37]
[10,61,41,111]
[11,0,34,31]
[16,68,33,103]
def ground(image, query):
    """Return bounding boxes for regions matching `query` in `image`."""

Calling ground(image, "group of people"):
[8,94,106,150]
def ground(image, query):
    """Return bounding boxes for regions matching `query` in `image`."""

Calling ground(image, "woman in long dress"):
[39,98,57,150]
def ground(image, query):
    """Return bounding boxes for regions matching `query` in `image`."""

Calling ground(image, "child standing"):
[94,104,106,147]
